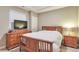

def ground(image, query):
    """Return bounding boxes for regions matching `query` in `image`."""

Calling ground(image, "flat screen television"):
[14,20,27,29]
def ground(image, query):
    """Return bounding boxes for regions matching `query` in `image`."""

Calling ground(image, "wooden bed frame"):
[20,26,63,52]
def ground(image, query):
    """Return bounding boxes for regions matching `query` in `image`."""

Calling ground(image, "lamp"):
[63,28,72,36]
[63,24,76,36]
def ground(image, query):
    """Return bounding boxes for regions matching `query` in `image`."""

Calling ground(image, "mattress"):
[23,30,63,52]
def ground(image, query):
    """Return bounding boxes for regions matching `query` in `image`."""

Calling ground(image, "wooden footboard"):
[20,36,53,52]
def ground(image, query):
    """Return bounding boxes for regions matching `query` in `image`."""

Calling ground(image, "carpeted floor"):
[0,46,79,52]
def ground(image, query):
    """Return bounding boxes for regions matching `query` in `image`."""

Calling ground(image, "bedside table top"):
[64,35,78,38]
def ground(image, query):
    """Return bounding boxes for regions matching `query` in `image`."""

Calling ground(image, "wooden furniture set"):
[6,26,78,52]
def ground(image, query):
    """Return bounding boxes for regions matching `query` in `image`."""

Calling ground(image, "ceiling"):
[18,6,67,13]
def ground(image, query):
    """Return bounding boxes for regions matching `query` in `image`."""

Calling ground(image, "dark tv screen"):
[14,20,27,29]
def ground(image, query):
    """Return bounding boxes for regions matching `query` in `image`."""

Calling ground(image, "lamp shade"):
[63,28,77,36]
[63,23,75,29]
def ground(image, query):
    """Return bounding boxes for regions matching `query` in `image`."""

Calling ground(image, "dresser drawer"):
[6,29,32,50]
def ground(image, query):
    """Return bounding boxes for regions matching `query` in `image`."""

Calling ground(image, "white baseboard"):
[0,46,6,49]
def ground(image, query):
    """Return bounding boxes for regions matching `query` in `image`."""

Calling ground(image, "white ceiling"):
[18,6,67,13]
[29,6,49,10]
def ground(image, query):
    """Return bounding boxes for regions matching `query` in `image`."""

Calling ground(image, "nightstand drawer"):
[64,36,77,48]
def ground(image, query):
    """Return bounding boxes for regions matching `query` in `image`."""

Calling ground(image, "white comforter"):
[23,30,63,52]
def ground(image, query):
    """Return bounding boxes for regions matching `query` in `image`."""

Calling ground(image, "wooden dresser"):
[64,36,79,48]
[6,29,31,50]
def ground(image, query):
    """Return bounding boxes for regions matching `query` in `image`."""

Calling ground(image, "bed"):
[20,26,63,52]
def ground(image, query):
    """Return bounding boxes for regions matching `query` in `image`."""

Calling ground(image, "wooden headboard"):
[42,26,63,33]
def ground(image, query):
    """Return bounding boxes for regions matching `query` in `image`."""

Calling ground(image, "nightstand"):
[64,36,78,48]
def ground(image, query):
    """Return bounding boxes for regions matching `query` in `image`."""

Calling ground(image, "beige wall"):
[78,7,79,27]
[30,11,38,32]
[0,7,9,47]
[38,7,78,30]
[10,6,29,20]
[77,7,79,37]
[0,7,9,39]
